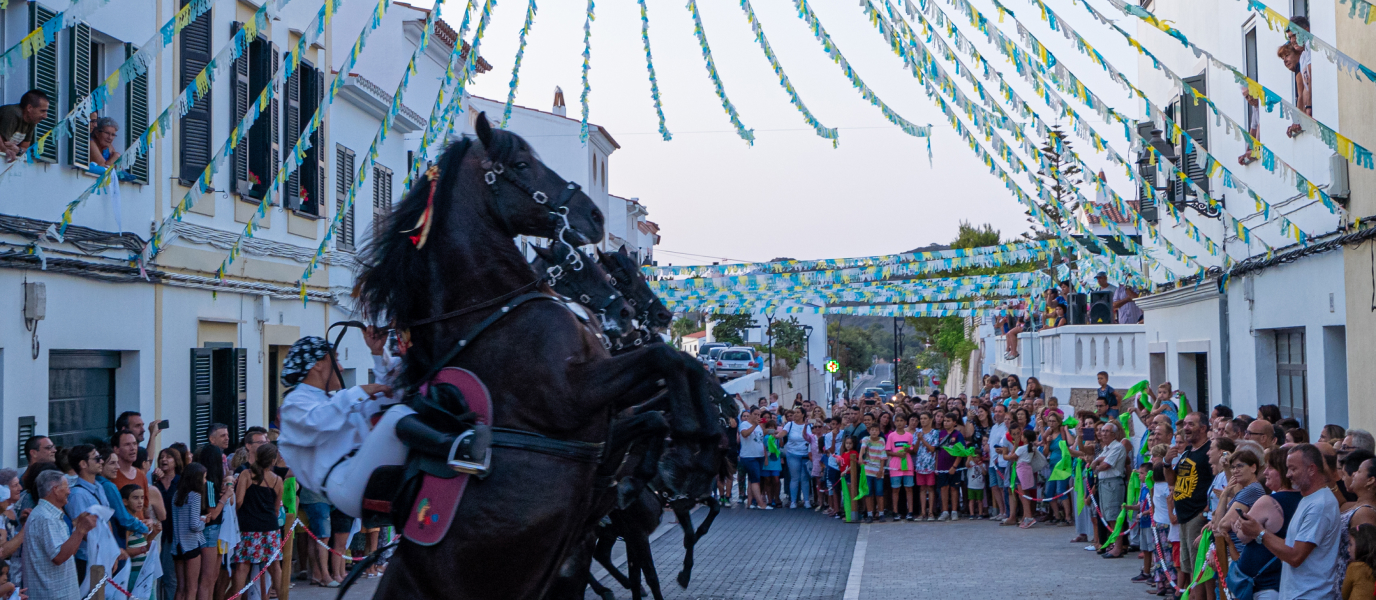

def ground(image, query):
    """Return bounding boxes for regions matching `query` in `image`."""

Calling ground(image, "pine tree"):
[1033,126,1083,239]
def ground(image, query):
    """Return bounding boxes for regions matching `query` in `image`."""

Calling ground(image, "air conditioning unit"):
[1330,153,1350,204]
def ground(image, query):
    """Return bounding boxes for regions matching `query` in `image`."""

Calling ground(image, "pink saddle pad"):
[404,367,492,546]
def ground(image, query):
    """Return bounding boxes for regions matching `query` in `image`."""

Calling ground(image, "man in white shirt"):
[738,411,768,510]
[1237,443,1340,599]
[1092,422,1129,557]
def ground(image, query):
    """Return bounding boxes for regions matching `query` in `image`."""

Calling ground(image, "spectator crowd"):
[734,374,1375,600]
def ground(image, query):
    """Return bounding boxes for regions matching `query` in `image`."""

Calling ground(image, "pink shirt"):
[886,431,915,475]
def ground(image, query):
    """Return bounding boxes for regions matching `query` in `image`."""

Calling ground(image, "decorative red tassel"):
[407,165,442,248]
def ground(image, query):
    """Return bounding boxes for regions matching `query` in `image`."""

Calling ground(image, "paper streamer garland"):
[737,0,838,146]
[403,0,480,193]
[654,249,1058,290]
[11,0,216,173]
[302,0,501,292]
[654,271,1050,295]
[899,0,1202,278]
[578,0,594,143]
[686,0,754,145]
[786,0,932,158]
[637,0,671,141]
[1247,0,1376,83]
[499,0,537,129]
[669,301,1013,318]
[1108,0,1374,170]
[142,0,337,263]
[47,0,287,238]
[0,0,115,76]
[646,238,1060,278]
[1340,0,1376,24]
[860,0,1148,287]
[211,0,395,280]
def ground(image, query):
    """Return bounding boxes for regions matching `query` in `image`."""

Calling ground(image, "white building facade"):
[0,0,657,464]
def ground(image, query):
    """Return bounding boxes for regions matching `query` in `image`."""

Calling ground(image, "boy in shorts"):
[966,453,987,519]
[860,425,887,523]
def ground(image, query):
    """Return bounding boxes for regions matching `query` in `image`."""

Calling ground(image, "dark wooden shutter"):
[67,23,92,166]
[125,43,149,183]
[234,348,248,444]
[1180,74,1209,197]
[231,23,251,196]
[178,0,214,184]
[335,144,355,251]
[269,44,280,204]
[244,36,273,200]
[16,416,36,469]
[373,164,392,236]
[190,348,214,450]
[1136,122,1157,224]
[310,67,325,215]
[284,61,302,209]
[27,3,59,163]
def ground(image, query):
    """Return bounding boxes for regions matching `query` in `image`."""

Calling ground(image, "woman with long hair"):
[173,463,208,600]
[1334,457,1376,596]
[877,412,894,437]
[231,444,284,600]
[1231,447,1301,600]
[914,412,939,521]
[154,447,184,600]
[194,445,233,600]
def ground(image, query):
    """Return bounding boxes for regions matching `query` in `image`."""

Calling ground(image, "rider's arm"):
[279,386,372,446]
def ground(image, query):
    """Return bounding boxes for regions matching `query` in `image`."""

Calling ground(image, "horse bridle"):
[481,158,585,273]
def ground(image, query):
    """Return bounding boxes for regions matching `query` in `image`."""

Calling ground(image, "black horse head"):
[601,247,673,331]
[356,114,605,388]
[530,243,635,339]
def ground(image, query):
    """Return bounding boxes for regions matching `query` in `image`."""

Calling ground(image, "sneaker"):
[926,515,935,522]
[1132,572,1152,583]
[877,511,885,519]
[833,513,842,520]
[893,513,902,522]
[804,501,812,509]
[938,511,949,522]
[764,505,774,510]
[1084,545,1097,552]
[790,502,797,509]
[862,515,872,524]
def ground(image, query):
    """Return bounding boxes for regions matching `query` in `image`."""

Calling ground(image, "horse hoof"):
[677,571,691,588]
[599,592,616,600]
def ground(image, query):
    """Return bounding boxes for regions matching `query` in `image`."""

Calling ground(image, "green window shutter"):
[269,43,280,204]
[27,3,59,163]
[230,22,250,196]
[284,62,302,209]
[178,0,213,184]
[372,164,391,236]
[1180,74,1209,197]
[335,144,355,252]
[190,348,214,450]
[124,43,149,184]
[67,23,91,167]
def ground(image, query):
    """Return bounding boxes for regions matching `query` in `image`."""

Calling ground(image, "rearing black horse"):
[356,115,720,600]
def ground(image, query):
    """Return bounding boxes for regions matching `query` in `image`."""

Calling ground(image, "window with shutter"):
[284,61,302,208]
[243,35,274,200]
[1179,74,1209,198]
[231,23,251,196]
[27,4,59,163]
[1136,122,1158,224]
[68,23,92,167]
[269,44,280,202]
[373,164,392,237]
[234,349,248,443]
[208,348,248,448]
[335,144,355,252]
[189,348,214,450]
[124,43,149,183]
[308,67,325,215]
[178,0,213,184]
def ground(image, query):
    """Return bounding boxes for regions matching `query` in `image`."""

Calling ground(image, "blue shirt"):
[98,476,150,541]
[63,476,110,561]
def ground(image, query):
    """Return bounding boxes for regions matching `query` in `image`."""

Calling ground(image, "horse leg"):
[591,524,632,589]
[586,572,616,600]
[671,501,698,589]
[677,497,722,588]
[571,343,701,437]
[622,524,665,600]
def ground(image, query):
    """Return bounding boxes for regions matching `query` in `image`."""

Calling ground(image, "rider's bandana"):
[281,336,333,388]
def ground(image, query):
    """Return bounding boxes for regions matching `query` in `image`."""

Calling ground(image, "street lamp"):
[766,314,775,396]
[1137,128,1219,219]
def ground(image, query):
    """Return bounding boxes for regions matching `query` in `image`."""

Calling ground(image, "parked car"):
[697,342,729,364]
[878,380,896,396]
[704,346,730,375]
[714,347,759,381]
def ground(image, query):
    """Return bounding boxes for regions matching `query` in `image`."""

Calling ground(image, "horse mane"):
[356,130,533,328]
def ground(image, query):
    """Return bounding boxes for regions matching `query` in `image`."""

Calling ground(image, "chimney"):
[552,86,566,117]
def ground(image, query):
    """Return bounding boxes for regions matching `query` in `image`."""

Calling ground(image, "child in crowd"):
[1344,524,1376,600]
[1149,444,1177,596]
[887,414,916,522]
[1005,427,1037,529]
[762,422,782,508]
[914,412,939,521]
[122,484,155,586]
[935,412,966,522]
[966,453,987,520]
[861,425,888,523]
[836,436,860,522]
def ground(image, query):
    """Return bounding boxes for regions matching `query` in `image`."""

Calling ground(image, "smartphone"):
[1082,429,1096,441]
[1235,508,1249,520]
[158,419,170,430]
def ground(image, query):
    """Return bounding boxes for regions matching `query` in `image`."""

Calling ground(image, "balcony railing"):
[984,323,1148,396]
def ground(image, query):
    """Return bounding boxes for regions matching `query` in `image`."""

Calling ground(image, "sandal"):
[1019,518,1036,529]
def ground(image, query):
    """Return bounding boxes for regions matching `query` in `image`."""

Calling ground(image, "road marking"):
[589,505,703,582]
[842,522,869,600]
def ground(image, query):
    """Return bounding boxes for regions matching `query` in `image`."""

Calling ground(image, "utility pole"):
[803,324,814,404]
[767,314,775,396]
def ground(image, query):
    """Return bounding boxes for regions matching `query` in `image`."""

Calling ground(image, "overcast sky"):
[434,0,1142,265]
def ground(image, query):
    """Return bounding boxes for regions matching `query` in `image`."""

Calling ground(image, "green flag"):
[1180,529,1216,600]
[1101,471,1141,550]
[1073,459,1086,514]
[1050,439,1073,481]
[1126,380,1152,409]
[946,442,979,457]
[1062,416,1079,428]
[1176,392,1189,423]
[1118,412,1133,437]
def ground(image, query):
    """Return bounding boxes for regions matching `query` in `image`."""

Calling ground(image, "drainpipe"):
[1219,284,1231,408]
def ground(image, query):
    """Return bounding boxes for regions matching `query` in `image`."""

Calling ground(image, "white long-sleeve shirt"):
[278,383,383,493]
